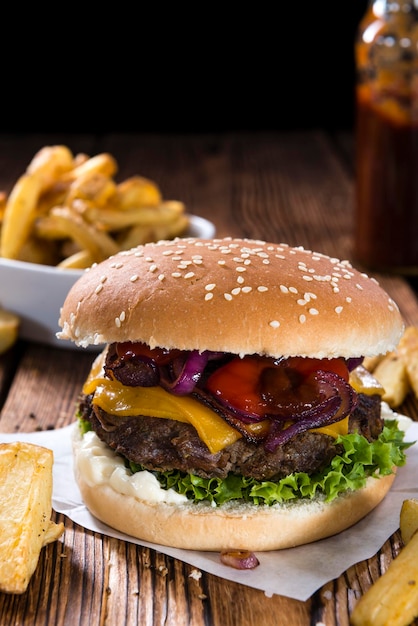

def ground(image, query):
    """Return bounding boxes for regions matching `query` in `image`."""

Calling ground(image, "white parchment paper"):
[1,421,417,602]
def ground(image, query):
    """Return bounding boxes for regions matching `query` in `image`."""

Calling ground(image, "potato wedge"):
[350,531,418,626]
[400,498,418,545]
[362,354,385,372]
[0,308,19,354]
[398,326,418,399]
[0,442,63,594]
[372,350,410,407]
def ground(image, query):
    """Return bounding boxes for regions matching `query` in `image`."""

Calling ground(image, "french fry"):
[372,351,410,407]
[350,525,418,626]
[83,199,186,231]
[115,224,154,249]
[65,171,118,209]
[400,498,418,545]
[57,249,96,269]
[0,442,64,594]
[26,145,74,191]
[116,175,162,209]
[35,206,119,263]
[0,174,42,259]
[152,213,190,240]
[61,152,118,182]
[0,145,189,268]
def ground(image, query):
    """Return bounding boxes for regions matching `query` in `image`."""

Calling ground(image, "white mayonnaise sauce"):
[75,429,188,504]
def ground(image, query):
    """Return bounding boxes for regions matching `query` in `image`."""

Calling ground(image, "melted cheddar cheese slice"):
[82,351,362,454]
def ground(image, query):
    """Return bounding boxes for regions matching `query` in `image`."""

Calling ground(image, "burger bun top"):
[58,237,404,359]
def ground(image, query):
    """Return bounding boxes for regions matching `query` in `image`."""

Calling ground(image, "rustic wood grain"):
[0,132,417,625]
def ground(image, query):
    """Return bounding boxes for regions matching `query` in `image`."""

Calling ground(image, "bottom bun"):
[72,426,396,551]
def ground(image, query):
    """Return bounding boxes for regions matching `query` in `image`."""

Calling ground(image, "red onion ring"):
[220,550,260,569]
[161,350,211,395]
[264,370,357,451]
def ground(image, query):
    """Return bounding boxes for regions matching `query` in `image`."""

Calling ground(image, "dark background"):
[1,2,368,134]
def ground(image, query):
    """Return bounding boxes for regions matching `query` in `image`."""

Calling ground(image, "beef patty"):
[78,392,383,481]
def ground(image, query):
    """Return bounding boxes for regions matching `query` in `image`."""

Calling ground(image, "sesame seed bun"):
[58,237,403,358]
[60,238,407,552]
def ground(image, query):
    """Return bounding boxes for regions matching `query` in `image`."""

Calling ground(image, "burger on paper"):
[58,238,410,551]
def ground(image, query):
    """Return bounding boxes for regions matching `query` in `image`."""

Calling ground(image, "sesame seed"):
[289,287,298,294]
[184,272,195,279]
[236,266,246,272]
[218,260,226,265]
[237,275,245,284]
[158,274,165,281]
[280,285,289,293]
[149,264,158,272]
[257,286,268,292]
[269,320,280,328]
[297,299,307,306]
[115,317,121,328]
[130,275,139,282]
[171,272,182,278]
[302,275,313,281]
[346,297,352,303]
[205,293,214,301]
[335,306,343,314]
[119,311,126,322]
[309,308,319,315]
[299,314,306,324]
[224,293,233,301]
[231,287,241,295]
[95,284,103,294]
[205,283,216,291]
[242,286,252,293]
[356,284,363,290]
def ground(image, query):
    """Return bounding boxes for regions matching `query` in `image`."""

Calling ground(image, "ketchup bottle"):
[353,0,418,274]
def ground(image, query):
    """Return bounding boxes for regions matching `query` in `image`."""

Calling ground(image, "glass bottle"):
[353,0,418,274]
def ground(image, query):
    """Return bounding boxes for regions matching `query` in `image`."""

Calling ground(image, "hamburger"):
[58,237,410,551]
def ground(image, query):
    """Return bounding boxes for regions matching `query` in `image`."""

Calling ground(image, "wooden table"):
[0,131,417,626]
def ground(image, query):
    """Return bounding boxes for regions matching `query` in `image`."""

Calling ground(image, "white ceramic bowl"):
[0,215,216,350]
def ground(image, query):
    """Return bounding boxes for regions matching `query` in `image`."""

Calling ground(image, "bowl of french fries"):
[0,145,216,349]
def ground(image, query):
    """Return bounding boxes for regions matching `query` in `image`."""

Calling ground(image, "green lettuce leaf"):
[79,416,413,506]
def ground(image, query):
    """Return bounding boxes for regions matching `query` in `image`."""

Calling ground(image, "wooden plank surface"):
[0,132,417,626]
